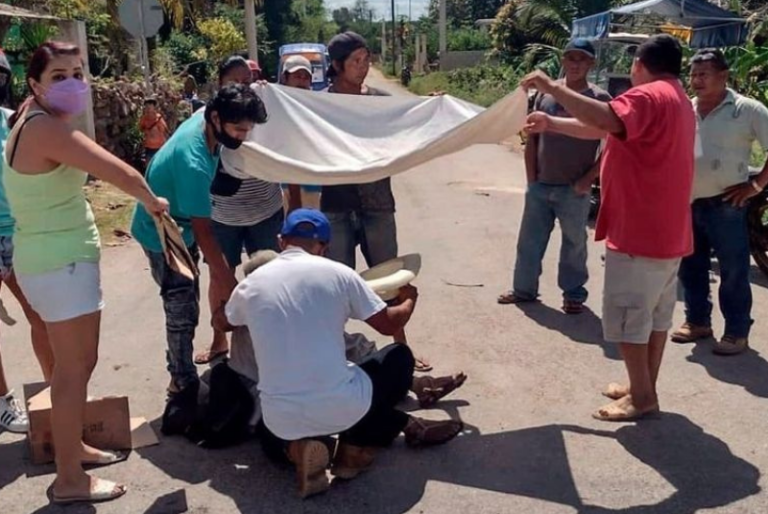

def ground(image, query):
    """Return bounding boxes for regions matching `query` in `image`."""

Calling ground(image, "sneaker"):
[713,335,748,356]
[671,322,713,343]
[0,391,29,434]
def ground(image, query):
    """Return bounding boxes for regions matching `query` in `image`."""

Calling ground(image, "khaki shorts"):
[602,250,681,344]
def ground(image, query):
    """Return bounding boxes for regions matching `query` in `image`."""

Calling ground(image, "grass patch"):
[408,65,520,107]
[85,181,135,246]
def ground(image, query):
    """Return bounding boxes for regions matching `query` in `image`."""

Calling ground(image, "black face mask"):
[213,123,243,150]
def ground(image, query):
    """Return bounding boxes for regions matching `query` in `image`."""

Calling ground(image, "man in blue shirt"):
[131,84,268,434]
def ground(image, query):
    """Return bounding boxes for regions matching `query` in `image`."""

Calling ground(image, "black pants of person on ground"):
[259,343,415,461]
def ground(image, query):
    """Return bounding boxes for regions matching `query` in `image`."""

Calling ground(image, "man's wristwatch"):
[750,180,763,193]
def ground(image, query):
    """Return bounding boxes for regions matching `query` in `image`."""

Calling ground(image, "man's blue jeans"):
[513,182,591,302]
[325,211,398,269]
[145,246,201,390]
[679,196,752,338]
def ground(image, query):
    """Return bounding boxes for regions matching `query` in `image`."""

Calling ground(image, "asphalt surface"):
[0,70,766,514]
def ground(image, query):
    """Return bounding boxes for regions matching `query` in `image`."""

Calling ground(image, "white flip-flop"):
[53,479,127,505]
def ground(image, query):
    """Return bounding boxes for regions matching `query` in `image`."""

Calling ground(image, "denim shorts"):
[211,208,284,268]
[17,262,104,323]
[0,235,13,280]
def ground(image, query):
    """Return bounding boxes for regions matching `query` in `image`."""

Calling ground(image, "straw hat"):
[360,254,422,301]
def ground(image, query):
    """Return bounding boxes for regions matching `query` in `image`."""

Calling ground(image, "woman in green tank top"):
[4,41,168,505]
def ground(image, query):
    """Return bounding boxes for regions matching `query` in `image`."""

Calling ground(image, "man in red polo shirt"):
[521,34,695,421]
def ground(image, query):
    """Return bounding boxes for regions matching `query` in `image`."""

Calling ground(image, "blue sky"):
[324,0,430,19]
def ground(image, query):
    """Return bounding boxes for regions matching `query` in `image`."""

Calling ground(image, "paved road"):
[0,71,766,514]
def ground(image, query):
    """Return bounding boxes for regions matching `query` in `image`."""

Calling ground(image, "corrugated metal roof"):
[0,3,61,21]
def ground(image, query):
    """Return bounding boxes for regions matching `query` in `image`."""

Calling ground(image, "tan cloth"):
[224,84,528,186]
[153,212,199,280]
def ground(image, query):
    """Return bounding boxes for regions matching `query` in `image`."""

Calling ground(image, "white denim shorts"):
[17,262,104,323]
[602,250,681,344]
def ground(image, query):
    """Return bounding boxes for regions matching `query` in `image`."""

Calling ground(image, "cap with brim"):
[284,55,312,75]
[281,208,331,243]
[564,38,596,59]
[247,59,261,72]
[360,254,421,301]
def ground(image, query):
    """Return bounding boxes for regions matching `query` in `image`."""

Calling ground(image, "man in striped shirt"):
[196,56,287,365]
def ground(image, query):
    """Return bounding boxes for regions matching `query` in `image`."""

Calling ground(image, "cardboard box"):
[24,382,133,465]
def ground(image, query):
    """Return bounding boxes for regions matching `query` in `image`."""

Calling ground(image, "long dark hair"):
[9,41,81,128]
[218,55,249,87]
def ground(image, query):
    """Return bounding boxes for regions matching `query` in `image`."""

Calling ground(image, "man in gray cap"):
[499,38,610,315]
[279,55,319,210]
[280,55,313,91]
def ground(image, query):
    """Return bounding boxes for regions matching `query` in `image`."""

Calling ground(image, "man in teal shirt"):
[131,84,268,434]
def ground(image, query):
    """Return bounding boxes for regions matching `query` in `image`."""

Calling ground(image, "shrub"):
[409,64,520,107]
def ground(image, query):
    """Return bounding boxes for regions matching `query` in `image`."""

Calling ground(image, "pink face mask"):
[44,78,90,115]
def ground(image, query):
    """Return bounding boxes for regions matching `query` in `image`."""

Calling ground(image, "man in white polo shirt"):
[674,49,768,355]
[223,209,463,498]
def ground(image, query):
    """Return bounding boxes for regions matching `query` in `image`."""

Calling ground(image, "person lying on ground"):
[216,208,465,498]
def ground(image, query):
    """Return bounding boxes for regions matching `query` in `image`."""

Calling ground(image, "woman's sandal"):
[82,450,129,469]
[404,417,464,448]
[52,478,127,505]
[412,373,467,408]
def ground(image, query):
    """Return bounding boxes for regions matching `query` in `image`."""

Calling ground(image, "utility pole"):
[439,0,447,58]
[409,0,412,20]
[244,0,258,62]
[391,0,396,76]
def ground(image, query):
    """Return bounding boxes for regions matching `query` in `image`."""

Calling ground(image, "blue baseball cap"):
[564,38,596,59]
[281,208,332,243]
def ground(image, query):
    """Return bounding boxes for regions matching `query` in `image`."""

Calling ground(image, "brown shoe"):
[331,443,376,480]
[713,335,748,355]
[403,416,463,448]
[671,322,713,343]
[287,439,330,499]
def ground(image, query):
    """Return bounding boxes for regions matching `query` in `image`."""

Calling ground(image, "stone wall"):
[92,77,191,167]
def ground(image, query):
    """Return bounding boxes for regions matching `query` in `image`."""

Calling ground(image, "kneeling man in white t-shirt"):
[221,208,464,498]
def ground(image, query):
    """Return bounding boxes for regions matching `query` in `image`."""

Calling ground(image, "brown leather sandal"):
[403,416,463,448]
[412,373,467,408]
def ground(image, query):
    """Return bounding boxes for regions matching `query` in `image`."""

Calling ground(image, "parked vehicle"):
[278,43,330,91]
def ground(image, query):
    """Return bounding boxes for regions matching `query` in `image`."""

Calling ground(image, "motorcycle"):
[401,65,412,87]
[748,188,768,277]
